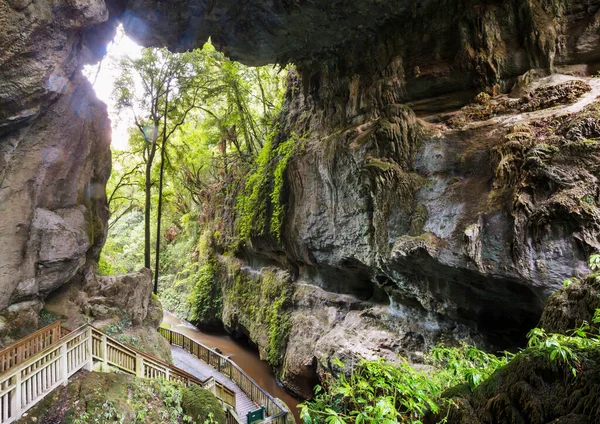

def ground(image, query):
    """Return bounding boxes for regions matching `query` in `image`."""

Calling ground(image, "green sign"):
[247,406,265,424]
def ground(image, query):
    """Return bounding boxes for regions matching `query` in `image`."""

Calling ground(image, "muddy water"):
[162,313,302,422]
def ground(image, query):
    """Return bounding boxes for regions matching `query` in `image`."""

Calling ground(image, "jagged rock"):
[43,266,155,326]
[539,274,600,334]
[429,348,600,424]
[42,266,171,361]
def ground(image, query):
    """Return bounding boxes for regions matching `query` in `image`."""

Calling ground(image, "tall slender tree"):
[113,47,214,292]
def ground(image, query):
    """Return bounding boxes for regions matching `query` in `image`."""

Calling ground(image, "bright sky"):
[83,26,142,151]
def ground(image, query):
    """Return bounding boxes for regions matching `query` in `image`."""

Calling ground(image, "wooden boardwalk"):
[171,346,257,418]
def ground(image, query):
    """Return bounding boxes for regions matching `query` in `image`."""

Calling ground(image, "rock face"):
[428,275,600,424]
[0,0,117,339]
[271,71,600,397]
[43,266,171,361]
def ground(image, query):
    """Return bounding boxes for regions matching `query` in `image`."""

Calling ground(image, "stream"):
[161,313,302,422]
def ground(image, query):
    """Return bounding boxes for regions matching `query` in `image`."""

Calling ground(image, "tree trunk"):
[154,137,167,294]
[144,162,152,269]
[154,88,170,294]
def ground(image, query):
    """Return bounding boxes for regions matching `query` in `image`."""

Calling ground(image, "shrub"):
[181,385,226,424]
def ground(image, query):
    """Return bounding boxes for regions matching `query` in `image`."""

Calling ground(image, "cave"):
[3,0,600,421]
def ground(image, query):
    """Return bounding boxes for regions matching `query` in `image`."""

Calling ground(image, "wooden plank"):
[0,322,63,374]
[171,346,257,418]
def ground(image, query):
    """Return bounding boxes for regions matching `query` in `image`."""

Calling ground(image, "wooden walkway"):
[171,346,257,418]
[0,323,238,424]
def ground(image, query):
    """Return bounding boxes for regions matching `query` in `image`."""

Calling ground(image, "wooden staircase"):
[0,322,240,424]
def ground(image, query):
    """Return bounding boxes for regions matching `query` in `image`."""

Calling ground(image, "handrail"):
[0,323,238,424]
[92,326,203,385]
[0,322,62,374]
[158,326,289,424]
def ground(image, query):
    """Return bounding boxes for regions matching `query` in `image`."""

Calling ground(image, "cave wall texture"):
[2,0,600,399]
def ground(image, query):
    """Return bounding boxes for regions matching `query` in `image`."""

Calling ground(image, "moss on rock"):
[539,274,600,334]
[19,371,224,424]
[432,347,600,423]
[181,385,226,424]
[220,256,293,367]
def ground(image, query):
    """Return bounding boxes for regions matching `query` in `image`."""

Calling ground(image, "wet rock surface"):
[230,70,600,395]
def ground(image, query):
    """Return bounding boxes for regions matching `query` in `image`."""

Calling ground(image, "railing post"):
[12,370,22,420]
[165,368,170,381]
[60,343,68,385]
[135,353,143,378]
[101,333,108,370]
[84,327,93,371]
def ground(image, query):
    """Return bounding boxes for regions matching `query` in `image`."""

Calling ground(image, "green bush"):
[181,385,226,424]
[236,132,303,243]
[190,257,223,327]
[300,342,511,424]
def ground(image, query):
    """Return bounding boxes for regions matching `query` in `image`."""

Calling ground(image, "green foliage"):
[262,269,293,365]
[99,211,145,275]
[237,132,303,242]
[190,257,223,325]
[428,344,512,389]
[221,259,292,367]
[159,226,223,328]
[237,134,275,241]
[589,254,600,271]
[181,385,226,424]
[22,372,197,424]
[270,133,303,240]
[526,309,600,377]
[301,341,513,424]
[300,358,444,424]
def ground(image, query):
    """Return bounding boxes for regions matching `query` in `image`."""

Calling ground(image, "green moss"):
[236,131,305,243]
[409,204,428,236]
[190,256,223,327]
[182,385,226,424]
[270,133,304,241]
[38,308,62,327]
[20,372,215,424]
[220,258,293,367]
[364,156,400,172]
[159,229,223,327]
[236,132,275,242]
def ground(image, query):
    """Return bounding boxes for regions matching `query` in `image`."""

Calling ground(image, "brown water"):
[162,313,302,422]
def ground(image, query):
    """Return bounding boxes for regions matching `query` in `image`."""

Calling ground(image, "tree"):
[113,47,216,293]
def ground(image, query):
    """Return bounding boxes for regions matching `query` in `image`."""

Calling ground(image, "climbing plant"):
[236,131,304,243]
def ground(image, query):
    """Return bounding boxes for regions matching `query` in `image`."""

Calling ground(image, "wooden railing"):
[159,327,289,424]
[226,408,245,424]
[0,322,62,375]
[0,323,237,424]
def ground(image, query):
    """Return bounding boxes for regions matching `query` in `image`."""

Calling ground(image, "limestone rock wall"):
[0,0,119,342]
[237,0,600,397]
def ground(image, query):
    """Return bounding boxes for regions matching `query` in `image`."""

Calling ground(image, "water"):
[162,313,302,422]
